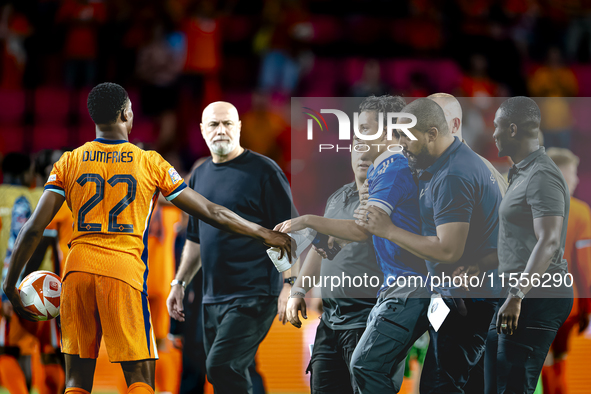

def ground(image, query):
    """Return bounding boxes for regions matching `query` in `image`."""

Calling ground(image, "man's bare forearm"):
[174,239,202,284]
[517,216,565,295]
[304,216,369,242]
[292,250,322,294]
[172,188,269,242]
[519,238,560,295]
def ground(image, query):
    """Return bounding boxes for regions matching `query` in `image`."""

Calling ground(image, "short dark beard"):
[407,145,435,172]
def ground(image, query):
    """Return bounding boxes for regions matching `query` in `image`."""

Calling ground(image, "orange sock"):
[43,364,65,394]
[127,382,155,394]
[542,364,557,394]
[554,359,567,394]
[65,388,90,394]
[0,354,28,394]
[155,350,180,393]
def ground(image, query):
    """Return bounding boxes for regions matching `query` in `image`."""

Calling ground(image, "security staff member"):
[285,160,383,393]
[486,97,573,394]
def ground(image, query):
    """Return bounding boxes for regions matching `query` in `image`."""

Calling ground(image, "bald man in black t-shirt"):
[167,102,297,394]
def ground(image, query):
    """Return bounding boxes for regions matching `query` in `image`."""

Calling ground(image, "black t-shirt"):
[186,150,297,304]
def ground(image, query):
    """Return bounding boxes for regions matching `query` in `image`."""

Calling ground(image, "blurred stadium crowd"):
[1,0,591,173]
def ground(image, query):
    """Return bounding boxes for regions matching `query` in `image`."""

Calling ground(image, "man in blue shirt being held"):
[357,98,502,394]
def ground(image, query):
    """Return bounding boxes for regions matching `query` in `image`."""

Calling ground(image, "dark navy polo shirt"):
[418,137,502,296]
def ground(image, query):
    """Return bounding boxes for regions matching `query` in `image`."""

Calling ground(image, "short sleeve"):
[186,170,200,243]
[261,167,298,227]
[44,152,69,197]
[323,187,343,216]
[433,175,475,226]
[575,202,591,297]
[526,171,566,218]
[367,166,414,216]
[148,152,188,201]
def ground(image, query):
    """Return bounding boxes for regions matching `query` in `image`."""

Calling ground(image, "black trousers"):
[308,319,365,394]
[350,295,430,393]
[203,296,277,394]
[484,296,573,394]
[420,299,497,394]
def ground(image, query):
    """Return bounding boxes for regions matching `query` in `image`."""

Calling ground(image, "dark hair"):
[498,96,541,128]
[2,152,31,177]
[359,95,406,117]
[87,82,129,125]
[359,95,406,137]
[401,97,450,135]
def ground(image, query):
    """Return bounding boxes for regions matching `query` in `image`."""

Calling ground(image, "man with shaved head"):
[427,93,507,196]
[486,97,573,394]
[167,101,298,393]
[357,97,503,393]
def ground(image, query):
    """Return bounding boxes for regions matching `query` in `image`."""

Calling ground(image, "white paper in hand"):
[267,228,317,272]
[427,294,450,332]
[267,247,292,272]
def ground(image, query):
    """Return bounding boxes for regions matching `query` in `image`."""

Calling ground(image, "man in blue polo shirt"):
[357,98,502,394]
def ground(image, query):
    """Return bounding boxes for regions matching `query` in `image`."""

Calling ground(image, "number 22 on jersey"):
[76,173,137,233]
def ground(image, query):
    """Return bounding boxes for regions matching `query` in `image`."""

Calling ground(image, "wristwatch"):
[508,286,525,300]
[171,279,186,290]
[284,276,297,286]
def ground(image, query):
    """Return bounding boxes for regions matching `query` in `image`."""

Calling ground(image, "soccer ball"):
[18,271,61,321]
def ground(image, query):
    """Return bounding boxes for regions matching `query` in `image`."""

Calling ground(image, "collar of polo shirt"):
[418,136,463,181]
[508,146,546,182]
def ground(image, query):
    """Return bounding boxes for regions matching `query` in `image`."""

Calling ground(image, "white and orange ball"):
[18,271,61,321]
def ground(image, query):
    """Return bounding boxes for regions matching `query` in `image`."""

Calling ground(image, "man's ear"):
[427,127,439,142]
[121,107,131,122]
[452,118,461,134]
[510,123,517,138]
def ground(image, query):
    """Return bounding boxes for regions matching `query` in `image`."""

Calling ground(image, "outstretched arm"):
[171,188,293,260]
[2,191,65,321]
[274,215,370,243]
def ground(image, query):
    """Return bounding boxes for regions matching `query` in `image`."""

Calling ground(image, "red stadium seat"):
[74,121,97,147]
[34,87,70,124]
[75,87,92,125]
[187,121,209,156]
[301,58,339,96]
[343,57,367,87]
[223,16,256,42]
[32,125,69,152]
[0,90,25,125]
[0,125,26,153]
[309,16,343,44]
[128,120,154,146]
[346,16,382,44]
[572,65,591,97]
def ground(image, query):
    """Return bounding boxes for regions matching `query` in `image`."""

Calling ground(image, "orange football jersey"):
[564,197,591,316]
[44,138,187,293]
